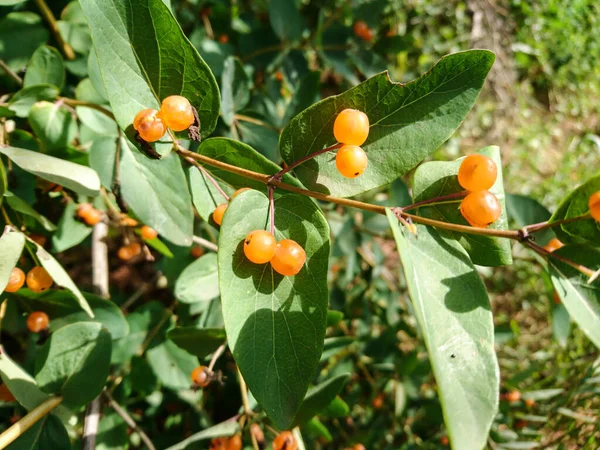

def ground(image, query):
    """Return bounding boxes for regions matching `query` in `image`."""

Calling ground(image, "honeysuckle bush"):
[0,1,598,449]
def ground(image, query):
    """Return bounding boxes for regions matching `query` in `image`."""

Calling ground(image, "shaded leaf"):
[88,136,121,190]
[52,201,93,252]
[146,340,198,390]
[28,101,77,151]
[167,327,226,359]
[188,166,233,222]
[221,56,250,125]
[174,253,219,303]
[506,193,554,246]
[164,420,240,450]
[293,374,350,426]
[7,85,60,118]
[0,12,49,70]
[269,0,304,42]
[0,226,25,293]
[4,192,56,231]
[23,45,65,90]
[283,70,321,124]
[9,414,70,450]
[552,304,570,348]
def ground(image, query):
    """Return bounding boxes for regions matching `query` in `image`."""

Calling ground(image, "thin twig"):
[33,0,75,60]
[0,396,63,449]
[400,190,469,211]
[120,272,161,312]
[192,235,218,252]
[103,389,156,450]
[238,369,252,416]
[208,342,227,372]
[137,303,175,356]
[82,399,101,450]
[60,98,114,119]
[270,143,341,182]
[268,186,275,235]
[524,240,595,277]
[184,156,230,201]
[520,213,592,236]
[0,59,22,86]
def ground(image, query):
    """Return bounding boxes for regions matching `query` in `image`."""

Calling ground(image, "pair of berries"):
[457,154,502,228]
[133,95,195,142]
[589,191,600,222]
[244,232,306,276]
[333,109,370,178]
[212,188,251,226]
[353,20,374,42]
[76,203,103,226]
[209,435,242,450]
[5,266,53,294]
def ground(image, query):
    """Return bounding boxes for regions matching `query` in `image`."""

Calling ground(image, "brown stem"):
[524,240,595,278]
[401,190,469,211]
[521,213,592,236]
[33,0,76,60]
[184,156,230,201]
[103,389,156,450]
[60,98,115,119]
[0,59,22,86]
[208,342,227,372]
[270,143,341,182]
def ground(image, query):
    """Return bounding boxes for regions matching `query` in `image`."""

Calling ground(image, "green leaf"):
[269,0,304,42]
[23,45,65,90]
[76,78,107,104]
[506,193,554,246]
[283,70,321,124]
[11,289,129,339]
[552,303,570,348]
[146,340,198,390]
[323,396,350,418]
[4,192,56,231]
[167,327,226,359]
[8,85,60,118]
[33,240,94,318]
[326,310,344,327]
[549,246,600,348]
[142,236,175,258]
[76,106,118,136]
[320,336,355,361]
[0,12,49,70]
[218,190,330,429]
[119,141,194,246]
[52,201,93,252]
[89,136,121,190]
[293,374,350,426]
[386,212,499,450]
[35,322,112,408]
[28,101,77,151]
[174,253,220,303]
[79,0,220,139]
[197,138,302,192]
[9,414,70,450]
[305,418,332,442]
[0,157,6,204]
[87,50,109,102]
[0,226,25,293]
[188,166,233,222]
[236,115,280,162]
[279,50,494,197]
[96,412,128,450]
[0,146,101,197]
[221,56,250,126]
[57,20,92,55]
[164,420,240,450]
[549,174,600,246]
[411,145,512,266]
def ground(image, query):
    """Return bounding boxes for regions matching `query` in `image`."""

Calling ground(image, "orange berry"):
[371,393,384,409]
[333,109,369,145]
[0,383,15,402]
[353,21,373,41]
[218,34,229,44]
[250,424,264,444]
[514,419,527,430]
[274,71,284,82]
[231,187,251,199]
[525,398,535,407]
[140,225,158,240]
[588,191,600,222]
[210,437,228,450]
[272,431,297,450]
[133,108,166,142]
[28,234,47,247]
[77,203,94,217]
[118,243,142,261]
[543,238,564,253]
[190,246,205,258]
[244,230,276,264]
[4,268,25,293]
[505,390,521,402]
[457,154,498,191]
[121,216,139,227]
[191,366,210,387]
[553,291,561,304]
[26,311,49,333]
[270,240,306,276]
[440,436,449,445]
[459,190,502,227]
[26,267,53,293]
[160,95,194,131]
[212,203,228,226]
[336,145,368,178]
[354,445,366,450]
[82,208,103,226]
[227,434,242,450]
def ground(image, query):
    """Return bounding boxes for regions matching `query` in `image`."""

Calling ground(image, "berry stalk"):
[520,213,593,236]
[183,156,230,202]
[269,143,342,182]
[524,240,595,278]
[400,191,469,211]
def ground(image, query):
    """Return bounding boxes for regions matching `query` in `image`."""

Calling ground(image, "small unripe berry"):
[543,238,564,253]
[140,225,158,240]
[460,190,502,228]
[244,230,276,264]
[191,366,210,387]
[336,145,368,178]
[213,204,228,226]
[589,191,600,222]
[457,154,498,191]
[118,242,142,261]
[133,108,166,142]
[27,311,49,333]
[333,109,369,146]
[270,240,306,276]
[26,267,53,293]
[160,95,194,131]
[4,268,25,293]
[272,431,297,450]
[231,187,251,199]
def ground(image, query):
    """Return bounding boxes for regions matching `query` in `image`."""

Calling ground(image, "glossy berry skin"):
[27,311,49,333]
[336,145,368,178]
[118,242,142,261]
[333,109,370,146]
[140,225,158,240]
[133,108,166,142]
[589,191,600,222]
[227,435,242,450]
[457,154,498,191]
[213,203,228,226]
[244,230,276,264]
[353,21,373,41]
[543,238,564,253]
[270,240,306,276]
[353,445,366,450]
[210,437,228,450]
[231,187,251,199]
[121,216,139,227]
[272,431,297,450]
[160,96,194,131]
[26,267,53,293]
[5,268,25,293]
[82,208,102,226]
[191,366,210,387]
[459,190,502,228]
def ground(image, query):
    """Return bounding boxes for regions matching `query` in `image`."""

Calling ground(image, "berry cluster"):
[5,266,53,294]
[333,109,370,178]
[133,95,195,142]
[457,154,502,228]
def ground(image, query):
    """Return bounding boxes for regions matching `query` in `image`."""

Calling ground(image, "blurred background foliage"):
[0,0,599,448]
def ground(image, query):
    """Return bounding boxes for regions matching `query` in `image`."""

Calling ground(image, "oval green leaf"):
[174,253,220,303]
[218,190,330,429]
[0,226,25,293]
[292,374,350,426]
[4,191,56,231]
[386,211,499,450]
[7,84,60,118]
[189,166,233,222]
[28,101,77,151]
[167,327,226,359]
[23,45,65,90]
[146,340,198,390]
[52,201,93,252]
